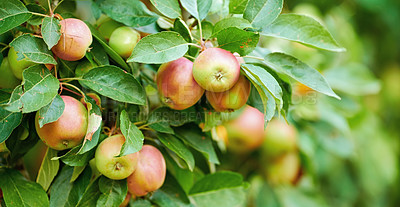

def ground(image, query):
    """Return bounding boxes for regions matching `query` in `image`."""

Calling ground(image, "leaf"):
[26,4,46,26]
[36,147,59,191]
[0,168,49,207]
[58,59,78,78]
[127,31,189,64]
[148,107,197,127]
[37,94,65,128]
[71,165,87,182]
[119,110,144,156]
[80,65,146,105]
[217,27,259,56]
[229,0,249,14]
[180,0,212,21]
[41,16,61,50]
[0,0,32,35]
[150,173,192,207]
[79,96,102,154]
[173,18,193,43]
[0,107,22,143]
[97,176,128,207]
[2,65,60,113]
[261,14,346,52]
[212,17,252,37]
[264,52,340,99]
[150,0,181,19]
[76,177,101,207]
[58,145,96,167]
[10,34,57,64]
[130,199,152,207]
[243,0,283,29]
[97,0,159,27]
[157,133,195,171]
[90,39,110,66]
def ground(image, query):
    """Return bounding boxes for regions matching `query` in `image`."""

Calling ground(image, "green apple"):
[96,17,123,41]
[8,47,35,79]
[95,134,139,180]
[206,74,251,112]
[52,18,92,61]
[0,57,20,88]
[193,48,240,92]
[127,145,166,196]
[262,119,298,158]
[156,57,205,110]
[109,26,140,59]
[265,152,301,185]
[35,95,88,150]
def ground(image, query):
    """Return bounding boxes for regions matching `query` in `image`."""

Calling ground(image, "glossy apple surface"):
[109,26,140,59]
[0,57,20,88]
[8,47,35,79]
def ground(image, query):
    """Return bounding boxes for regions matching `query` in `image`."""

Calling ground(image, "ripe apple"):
[193,48,240,92]
[0,57,20,88]
[7,47,36,79]
[262,119,298,158]
[52,18,92,61]
[224,105,265,152]
[80,93,101,108]
[35,95,88,150]
[265,152,301,185]
[156,57,204,110]
[206,74,251,112]
[95,134,139,180]
[127,145,166,197]
[96,16,123,41]
[109,26,140,59]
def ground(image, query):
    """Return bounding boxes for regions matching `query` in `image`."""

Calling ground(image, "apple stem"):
[61,82,86,98]
[47,0,53,16]
[242,55,265,61]
[29,12,50,18]
[115,162,122,171]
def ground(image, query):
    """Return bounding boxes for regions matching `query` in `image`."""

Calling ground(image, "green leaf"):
[26,4,46,26]
[0,107,22,143]
[2,65,60,113]
[71,165,87,182]
[80,65,146,105]
[157,133,195,171]
[130,199,152,207]
[148,107,198,127]
[243,0,283,29]
[58,145,96,167]
[217,27,259,56]
[0,0,32,35]
[261,14,346,52]
[75,177,101,207]
[79,96,102,154]
[41,16,61,50]
[150,0,181,19]
[189,171,246,207]
[58,59,78,78]
[90,39,110,66]
[119,110,144,156]
[212,17,252,37]
[173,18,193,43]
[127,31,189,64]
[180,0,212,21]
[264,52,340,99]
[174,125,219,164]
[150,173,192,207]
[37,94,65,128]
[229,0,249,14]
[36,147,59,191]
[10,34,57,64]
[97,0,159,27]
[97,176,128,207]
[0,168,49,207]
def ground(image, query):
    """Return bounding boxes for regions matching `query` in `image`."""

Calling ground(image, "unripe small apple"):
[262,119,298,158]
[35,95,88,150]
[8,47,35,79]
[193,48,240,92]
[95,134,139,180]
[109,26,140,59]
[127,145,166,197]
[206,74,251,112]
[0,57,20,88]
[156,57,204,110]
[96,17,123,41]
[266,152,301,185]
[52,18,92,61]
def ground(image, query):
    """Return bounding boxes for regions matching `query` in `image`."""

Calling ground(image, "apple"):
[192,48,240,92]
[75,61,94,77]
[206,74,251,112]
[52,18,92,61]
[265,152,301,185]
[109,26,140,59]
[96,16,123,41]
[223,105,265,152]
[95,134,139,180]
[127,145,166,197]
[262,119,298,158]
[0,57,20,88]
[156,57,205,110]
[119,193,131,207]
[7,47,35,79]
[35,95,88,150]
[80,93,101,108]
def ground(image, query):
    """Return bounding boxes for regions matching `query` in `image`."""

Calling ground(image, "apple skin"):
[119,193,131,207]
[193,48,240,92]
[109,26,140,59]
[0,57,20,88]
[97,17,123,41]
[52,18,92,61]
[156,57,205,110]
[206,74,251,112]
[127,145,166,197]
[35,95,88,151]
[265,152,301,185]
[224,105,265,152]
[262,119,298,158]
[95,134,139,180]
[8,47,35,79]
